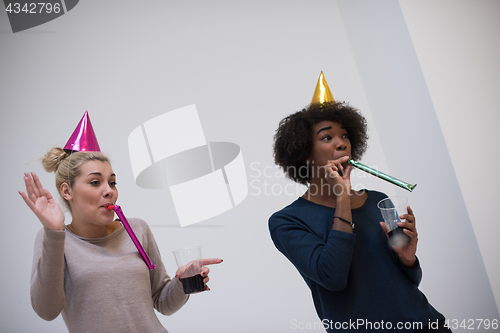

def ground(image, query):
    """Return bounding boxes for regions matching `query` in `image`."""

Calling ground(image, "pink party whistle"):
[108,205,156,270]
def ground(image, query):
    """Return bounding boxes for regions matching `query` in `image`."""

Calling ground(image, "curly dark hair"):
[273,102,368,185]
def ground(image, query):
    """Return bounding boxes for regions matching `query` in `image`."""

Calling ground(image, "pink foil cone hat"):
[64,111,101,152]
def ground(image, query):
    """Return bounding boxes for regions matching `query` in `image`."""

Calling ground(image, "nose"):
[103,184,114,198]
[335,138,347,151]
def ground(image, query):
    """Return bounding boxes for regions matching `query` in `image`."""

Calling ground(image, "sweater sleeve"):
[397,255,422,286]
[143,223,189,315]
[269,213,356,291]
[30,228,66,321]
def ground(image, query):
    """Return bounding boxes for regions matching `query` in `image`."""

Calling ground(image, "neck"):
[302,178,367,209]
[302,178,345,208]
[67,217,120,238]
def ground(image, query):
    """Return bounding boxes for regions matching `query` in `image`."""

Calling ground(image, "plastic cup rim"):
[172,245,203,254]
[377,196,408,210]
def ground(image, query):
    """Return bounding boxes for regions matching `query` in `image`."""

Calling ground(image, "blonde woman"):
[20,147,221,333]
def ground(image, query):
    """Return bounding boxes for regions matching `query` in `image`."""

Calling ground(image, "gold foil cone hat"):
[311,71,335,105]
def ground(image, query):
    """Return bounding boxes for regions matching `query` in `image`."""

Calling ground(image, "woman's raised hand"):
[324,156,353,197]
[19,172,65,231]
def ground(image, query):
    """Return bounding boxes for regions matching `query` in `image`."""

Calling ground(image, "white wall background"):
[399,0,500,314]
[0,1,498,332]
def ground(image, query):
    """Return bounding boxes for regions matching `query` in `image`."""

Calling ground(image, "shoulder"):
[365,189,388,201]
[269,198,304,222]
[127,217,149,227]
[353,189,389,214]
[127,218,153,235]
[269,198,322,233]
[126,218,160,248]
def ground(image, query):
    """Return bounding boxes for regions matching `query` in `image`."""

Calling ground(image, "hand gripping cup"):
[377,196,411,247]
[173,246,206,294]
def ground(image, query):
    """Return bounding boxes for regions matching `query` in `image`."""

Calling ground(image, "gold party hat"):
[311,71,335,104]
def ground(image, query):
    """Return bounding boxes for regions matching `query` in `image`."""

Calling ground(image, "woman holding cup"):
[269,89,451,331]
[20,112,222,333]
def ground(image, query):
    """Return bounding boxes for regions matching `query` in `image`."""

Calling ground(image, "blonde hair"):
[42,147,110,211]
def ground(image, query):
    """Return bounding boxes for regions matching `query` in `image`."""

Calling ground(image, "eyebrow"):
[86,172,116,177]
[316,126,332,135]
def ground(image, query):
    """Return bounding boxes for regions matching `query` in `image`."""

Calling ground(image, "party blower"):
[107,205,156,270]
[347,159,416,192]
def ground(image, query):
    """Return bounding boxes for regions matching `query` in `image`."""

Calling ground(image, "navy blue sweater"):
[269,190,444,332]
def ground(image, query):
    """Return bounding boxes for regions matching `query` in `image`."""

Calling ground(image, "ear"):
[60,183,73,201]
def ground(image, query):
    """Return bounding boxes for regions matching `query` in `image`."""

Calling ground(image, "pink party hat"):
[64,111,101,152]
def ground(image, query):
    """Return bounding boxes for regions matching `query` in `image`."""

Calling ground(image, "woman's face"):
[308,120,351,176]
[67,160,118,226]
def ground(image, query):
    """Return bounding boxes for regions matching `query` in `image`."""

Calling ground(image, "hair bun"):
[42,147,69,173]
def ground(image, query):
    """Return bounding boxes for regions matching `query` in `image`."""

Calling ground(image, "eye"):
[342,133,349,139]
[321,135,332,141]
[90,180,100,186]
[110,181,117,187]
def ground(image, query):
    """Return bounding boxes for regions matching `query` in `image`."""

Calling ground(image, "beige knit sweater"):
[31,218,188,332]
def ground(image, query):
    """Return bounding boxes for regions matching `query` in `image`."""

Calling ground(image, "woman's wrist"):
[333,216,354,229]
[335,194,351,208]
[400,255,417,269]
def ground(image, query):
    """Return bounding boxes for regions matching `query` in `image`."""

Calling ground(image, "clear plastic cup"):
[377,196,411,247]
[172,246,205,294]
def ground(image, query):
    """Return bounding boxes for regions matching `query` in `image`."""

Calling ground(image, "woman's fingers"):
[24,173,37,203]
[21,173,66,230]
[326,156,350,178]
[325,162,342,180]
[175,259,221,291]
[19,190,35,210]
[201,266,210,285]
[200,267,211,290]
[379,222,389,240]
[28,174,40,199]
[399,206,416,233]
[175,258,222,279]
[200,259,221,288]
[23,173,41,207]
[343,164,353,179]
[201,258,223,266]
[31,172,45,198]
[201,267,210,277]
[400,205,415,220]
[43,188,56,202]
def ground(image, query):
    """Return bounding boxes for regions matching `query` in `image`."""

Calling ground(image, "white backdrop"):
[1,1,498,332]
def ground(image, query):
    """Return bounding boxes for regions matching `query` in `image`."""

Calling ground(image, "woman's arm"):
[31,228,66,320]
[140,222,189,316]
[270,214,356,291]
[21,172,67,320]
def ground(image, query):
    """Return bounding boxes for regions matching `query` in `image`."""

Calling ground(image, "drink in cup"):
[172,246,206,294]
[377,196,411,247]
